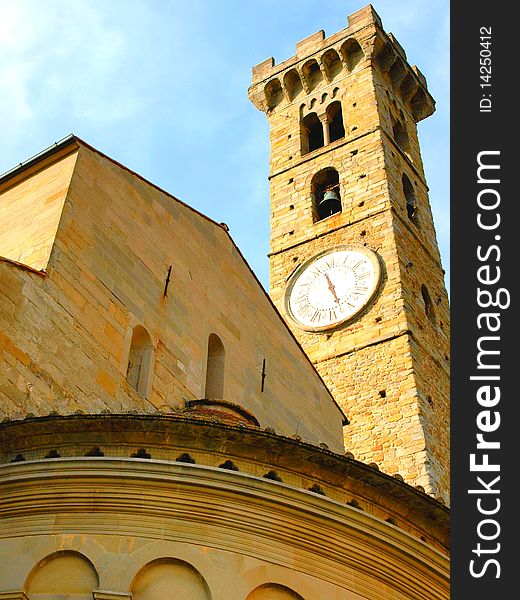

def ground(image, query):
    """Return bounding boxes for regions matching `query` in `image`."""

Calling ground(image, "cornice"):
[0,458,449,600]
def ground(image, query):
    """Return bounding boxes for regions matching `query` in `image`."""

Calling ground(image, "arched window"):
[25,551,99,599]
[326,101,345,143]
[392,120,410,155]
[246,583,305,600]
[127,325,154,398]
[402,174,417,222]
[132,559,210,600]
[421,284,436,324]
[311,168,341,221]
[301,112,324,154]
[205,333,225,399]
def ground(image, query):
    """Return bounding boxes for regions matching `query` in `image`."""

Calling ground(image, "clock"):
[285,245,381,332]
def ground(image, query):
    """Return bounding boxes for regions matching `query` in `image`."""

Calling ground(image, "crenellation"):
[249,9,433,127]
[296,30,326,57]
[346,4,382,30]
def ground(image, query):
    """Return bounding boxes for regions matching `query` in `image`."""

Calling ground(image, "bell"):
[318,190,342,218]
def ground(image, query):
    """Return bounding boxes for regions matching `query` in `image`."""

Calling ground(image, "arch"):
[340,38,364,71]
[375,42,395,72]
[127,325,154,398]
[302,59,323,91]
[131,558,211,600]
[246,583,305,600]
[301,112,324,154]
[264,78,283,110]
[311,168,341,221]
[392,119,410,155]
[411,88,428,121]
[402,174,417,221]
[283,69,303,101]
[25,550,98,599]
[389,59,406,90]
[421,284,436,324]
[205,333,225,399]
[399,73,417,102]
[321,48,342,81]
[326,101,345,143]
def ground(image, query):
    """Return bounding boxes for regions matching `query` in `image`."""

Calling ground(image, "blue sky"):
[0,0,449,290]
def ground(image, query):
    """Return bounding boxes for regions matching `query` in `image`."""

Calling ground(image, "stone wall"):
[0,148,78,271]
[0,139,345,451]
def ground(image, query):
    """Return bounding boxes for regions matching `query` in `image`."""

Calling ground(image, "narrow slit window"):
[205,333,225,399]
[402,174,417,222]
[127,325,154,398]
[421,284,436,324]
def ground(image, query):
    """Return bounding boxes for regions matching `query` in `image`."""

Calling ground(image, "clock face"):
[285,246,381,331]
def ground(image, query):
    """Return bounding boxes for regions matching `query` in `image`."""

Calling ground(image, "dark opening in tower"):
[327,101,345,143]
[421,284,436,324]
[402,174,417,222]
[301,112,324,154]
[311,168,341,221]
[392,119,410,156]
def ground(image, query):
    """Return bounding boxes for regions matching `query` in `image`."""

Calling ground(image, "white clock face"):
[285,246,381,331]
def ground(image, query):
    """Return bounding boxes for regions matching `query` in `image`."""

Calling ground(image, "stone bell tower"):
[249,5,450,502]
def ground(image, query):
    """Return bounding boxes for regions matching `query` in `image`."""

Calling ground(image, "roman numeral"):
[355,271,371,280]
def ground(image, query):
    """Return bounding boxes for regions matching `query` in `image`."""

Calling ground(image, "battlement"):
[249,4,434,123]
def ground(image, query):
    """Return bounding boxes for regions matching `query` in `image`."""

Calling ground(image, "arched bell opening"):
[326,101,345,143]
[311,168,341,222]
[301,112,324,154]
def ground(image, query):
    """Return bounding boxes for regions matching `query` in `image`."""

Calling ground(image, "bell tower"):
[249,5,450,502]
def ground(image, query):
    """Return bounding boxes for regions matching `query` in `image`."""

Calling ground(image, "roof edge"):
[0,134,78,187]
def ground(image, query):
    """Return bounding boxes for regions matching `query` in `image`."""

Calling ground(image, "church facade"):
[0,6,449,600]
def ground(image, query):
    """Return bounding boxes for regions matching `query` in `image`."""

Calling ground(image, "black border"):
[451,2,514,596]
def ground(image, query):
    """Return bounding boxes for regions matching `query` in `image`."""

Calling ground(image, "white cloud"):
[0,0,150,166]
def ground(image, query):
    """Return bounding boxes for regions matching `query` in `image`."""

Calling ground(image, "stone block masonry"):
[249,4,450,502]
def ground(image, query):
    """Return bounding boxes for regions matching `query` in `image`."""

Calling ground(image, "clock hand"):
[324,273,340,304]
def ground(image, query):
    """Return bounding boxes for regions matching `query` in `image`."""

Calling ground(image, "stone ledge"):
[0,413,449,551]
